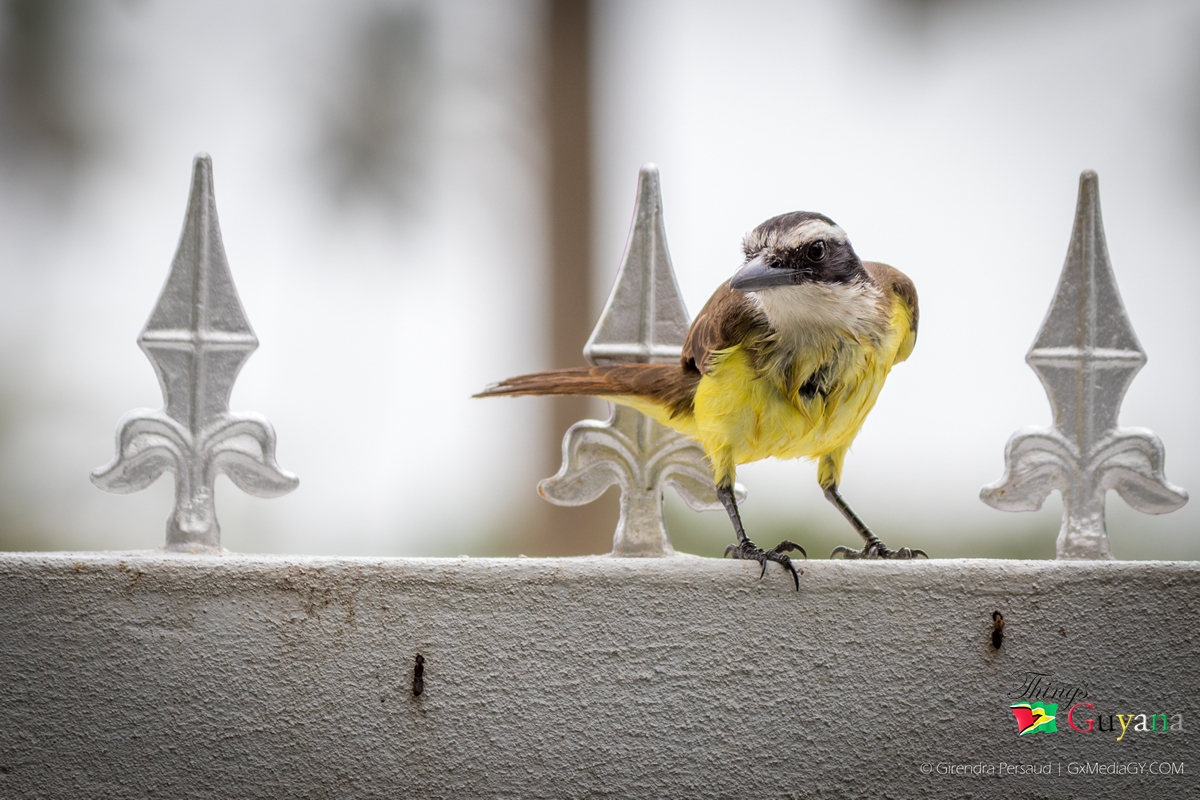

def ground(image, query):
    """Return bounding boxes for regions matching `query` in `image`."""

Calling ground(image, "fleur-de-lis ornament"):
[539,165,740,557]
[981,171,1186,559]
[92,154,298,552]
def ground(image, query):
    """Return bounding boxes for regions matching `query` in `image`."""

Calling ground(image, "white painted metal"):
[91,155,298,552]
[982,171,1186,559]
[542,165,740,556]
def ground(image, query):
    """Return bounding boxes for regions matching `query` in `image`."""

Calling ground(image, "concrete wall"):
[0,552,1196,799]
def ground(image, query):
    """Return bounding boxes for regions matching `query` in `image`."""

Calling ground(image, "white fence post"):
[538,165,741,556]
[981,170,1187,558]
[91,154,298,552]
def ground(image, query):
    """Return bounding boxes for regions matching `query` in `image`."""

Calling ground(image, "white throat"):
[750,281,885,348]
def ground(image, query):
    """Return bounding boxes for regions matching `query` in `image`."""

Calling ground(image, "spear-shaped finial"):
[92,154,298,552]
[583,167,691,365]
[981,170,1186,559]
[539,164,737,556]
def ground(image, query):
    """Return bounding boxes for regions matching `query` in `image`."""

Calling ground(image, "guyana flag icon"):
[1011,702,1058,735]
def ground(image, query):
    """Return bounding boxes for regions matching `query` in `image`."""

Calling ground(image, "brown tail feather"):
[476,364,698,418]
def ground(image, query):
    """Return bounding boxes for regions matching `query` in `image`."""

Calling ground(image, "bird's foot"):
[830,538,927,559]
[724,538,806,590]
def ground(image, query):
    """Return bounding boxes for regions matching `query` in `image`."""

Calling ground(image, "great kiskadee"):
[479,211,925,588]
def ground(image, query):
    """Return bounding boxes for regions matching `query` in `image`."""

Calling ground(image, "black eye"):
[808,240,827,262]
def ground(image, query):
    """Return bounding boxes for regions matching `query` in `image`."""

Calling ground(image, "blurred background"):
[1,0,1198,560]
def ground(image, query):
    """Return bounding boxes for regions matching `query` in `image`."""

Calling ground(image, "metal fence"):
[87,154,1187,561]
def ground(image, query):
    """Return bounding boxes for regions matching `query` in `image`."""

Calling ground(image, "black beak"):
[729,255,794,292]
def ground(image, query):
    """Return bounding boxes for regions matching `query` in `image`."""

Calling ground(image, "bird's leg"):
[718,482,805,590]
[825,484,927,559]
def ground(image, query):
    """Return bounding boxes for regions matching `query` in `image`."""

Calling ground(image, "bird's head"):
[730,212,864,292]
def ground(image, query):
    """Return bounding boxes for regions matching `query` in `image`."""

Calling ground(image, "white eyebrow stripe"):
[779,220,847,249]
[741,215,852,258]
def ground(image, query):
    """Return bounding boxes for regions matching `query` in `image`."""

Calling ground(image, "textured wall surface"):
[0,552,1196,799]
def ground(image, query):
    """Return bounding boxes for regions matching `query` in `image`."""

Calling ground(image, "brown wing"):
[681,282,770,375]
[862,261,918,336]
[862,261,919,361]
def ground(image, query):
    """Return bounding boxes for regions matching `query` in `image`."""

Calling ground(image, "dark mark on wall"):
[992,611,1004,650]
[412,653,425,696]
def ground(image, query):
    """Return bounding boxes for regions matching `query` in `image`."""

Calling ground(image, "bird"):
[478,211,926,588]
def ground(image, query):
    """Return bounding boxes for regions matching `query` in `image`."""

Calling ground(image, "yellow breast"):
[608,295,914,488]
[691,300,911,482]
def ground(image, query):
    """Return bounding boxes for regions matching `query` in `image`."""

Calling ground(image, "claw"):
[770,539,807,559]
[784,559,799,591]
[829,539,929,560]
[725,538,804,591]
